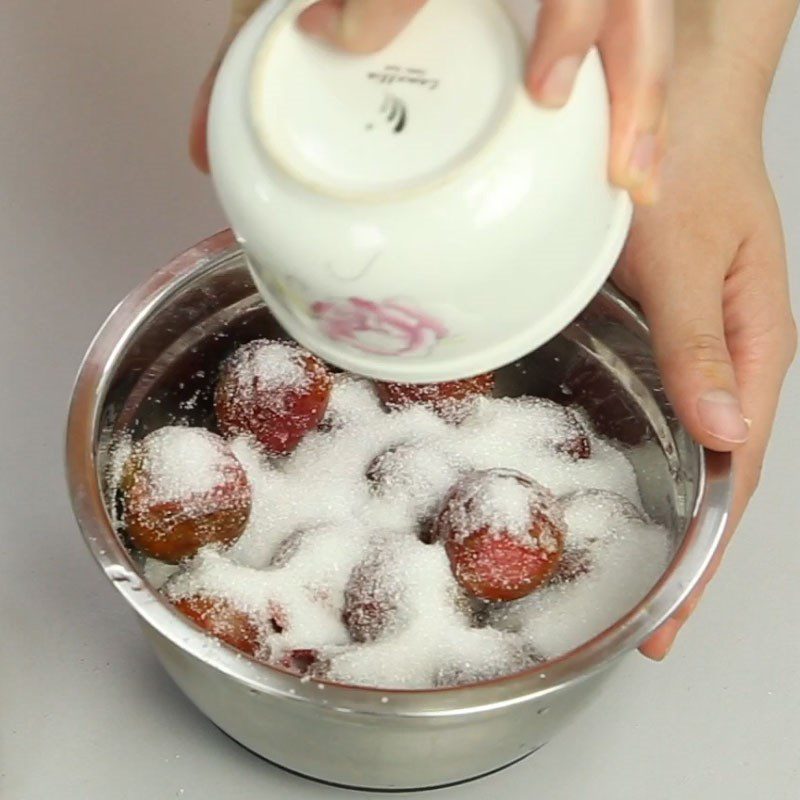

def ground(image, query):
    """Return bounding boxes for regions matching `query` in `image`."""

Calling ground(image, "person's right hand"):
[191,0,673,204]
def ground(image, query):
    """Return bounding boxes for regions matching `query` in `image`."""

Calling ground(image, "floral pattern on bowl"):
[311,297,448,357]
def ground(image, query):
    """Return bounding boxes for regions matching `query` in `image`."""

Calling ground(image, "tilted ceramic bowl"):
[209,0,632,382]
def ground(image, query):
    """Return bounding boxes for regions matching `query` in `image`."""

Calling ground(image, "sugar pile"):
[436,468,561,546]
[138,427,230,501]
[487,490,670,656]
[219,341,311,413]
[138,375,671,689]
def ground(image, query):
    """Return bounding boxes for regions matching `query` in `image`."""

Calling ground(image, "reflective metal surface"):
[66,230,732,790]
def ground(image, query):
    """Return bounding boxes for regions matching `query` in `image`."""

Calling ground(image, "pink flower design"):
[311,297,448,357]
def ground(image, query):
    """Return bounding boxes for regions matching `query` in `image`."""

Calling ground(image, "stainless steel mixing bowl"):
[66,231,732,790]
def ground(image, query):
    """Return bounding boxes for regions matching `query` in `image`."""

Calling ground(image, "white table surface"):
[1,2,798,798]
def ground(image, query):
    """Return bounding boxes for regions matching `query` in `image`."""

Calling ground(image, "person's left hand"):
[613,52,797,658]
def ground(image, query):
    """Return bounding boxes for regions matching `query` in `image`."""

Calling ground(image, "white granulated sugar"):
[219,341,313,419]
[239,341,308,392]
[105,432,132,529]
[106,432,132,490]
[442,470,551,542]
[367,441,462,528]
[560,488,647,547]
[322,373,384,427]
[483,476,537,531]
[488,490,670,658]
[143,558,179,590]
[166,545,357,657]
[133,376,672,689]
[451,398,640,503]
[142,427,229,501]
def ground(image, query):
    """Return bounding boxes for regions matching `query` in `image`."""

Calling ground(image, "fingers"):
[638,617,682,660]
[617,220,749,661]
[637,222,796,661]
[626,241,750,452]
[600,0,673,203]
[526,0,607,107]
[638,339,792,663]
[190,68,217,174]
[298,0,427,54]
[633,263,745,658]
[190,0,265,173]
[725,234,796,499]
[230,0,265,29]
[526,1,672,204]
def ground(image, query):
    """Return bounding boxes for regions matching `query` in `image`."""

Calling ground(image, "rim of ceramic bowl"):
[65,229,733,717]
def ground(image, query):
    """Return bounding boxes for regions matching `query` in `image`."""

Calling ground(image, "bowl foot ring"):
[213,724,545,792]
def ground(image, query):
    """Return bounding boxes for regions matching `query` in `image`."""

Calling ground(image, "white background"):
[0,2,798,798]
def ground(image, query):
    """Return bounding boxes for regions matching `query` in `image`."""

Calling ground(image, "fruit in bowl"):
[214,339,333,455]
[429,469,564,602]
[108,338,671,689]
[119,427,252,563]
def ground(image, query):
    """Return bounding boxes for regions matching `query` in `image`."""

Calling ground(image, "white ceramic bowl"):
[209,0,632,382]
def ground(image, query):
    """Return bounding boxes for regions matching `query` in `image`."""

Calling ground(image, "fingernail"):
[627,132,658,186]
[653,618,682,660]
[537,55,583,107]
[338,7,362,45]
[298,1,343,41]
[651,645,671,662]
[697,390,751,444]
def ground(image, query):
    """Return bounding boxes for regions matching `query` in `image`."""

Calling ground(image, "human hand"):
[613,37,797,659]
[190,0,673,203]
[187,1,796,662]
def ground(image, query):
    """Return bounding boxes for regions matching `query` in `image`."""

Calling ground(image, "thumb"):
[622,250,750,451]
[298,0,427,54]
[190,1,264,172]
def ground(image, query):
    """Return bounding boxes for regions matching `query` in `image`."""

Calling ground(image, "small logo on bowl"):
[366,64,440,91]
[366,95,408,134]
